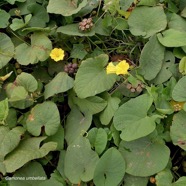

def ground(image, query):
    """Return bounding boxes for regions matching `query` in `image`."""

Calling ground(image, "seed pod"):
[126,83,132,89]
[136,86,142,93]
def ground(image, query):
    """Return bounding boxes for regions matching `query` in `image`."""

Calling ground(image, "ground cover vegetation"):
[0,0,186,185]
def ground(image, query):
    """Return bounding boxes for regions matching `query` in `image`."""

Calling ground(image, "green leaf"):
[179,56,186,75]
[172,177,186,186]
[112,17,128,30]
[47,0,88,16]
[70,44,88,59]
[65,107,92,145]
[3,137,57,173]
[15,43,37,65]
[57,150,67,180]
[157,29,186,47]
[70,93,107,115]
[31,32,52,61]
[0,126,25,160]
[0,9,10,28]
[168,13,186,32]
[16,72,38,92]
[7,85,34,109]
[27,4,49,27]
[172,76,186,102]
[114,94,157,141]
[123,174,148,186]
[155,168,173,186]
[0,99,9,125]
[152,51,175,85]
[26,101,60,136]
[120,0,134,11]
[9,161,47,186]
[103,0,120,14]
[10,14,32,31]
[64,136,99,184]
[5,0,25,5]
[75,0,99,17]
[94,18,111,36]
[119,136,170,176]
[170,111,186,150]
[45,125,64,150]
[128,6,167,38]
[93,147,125,186]
[15,32,52,65]
[5,108,17,128]
[0,33,14,69]
[88,128,107,155]
[99,93,120,125]
[74,54,117,98]
[137,0,158,6]
[44,72,74,99]
[138,35,165,81]
[57,23,95,36]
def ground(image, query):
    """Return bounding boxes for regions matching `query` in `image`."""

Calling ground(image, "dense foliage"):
[1,0,186,185]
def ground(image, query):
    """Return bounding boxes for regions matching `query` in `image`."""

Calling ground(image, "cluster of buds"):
[15,62,22,74]
[64,63,78,74]
[170,100,185,112]
[79,18,93,32]
[126,81,145,93]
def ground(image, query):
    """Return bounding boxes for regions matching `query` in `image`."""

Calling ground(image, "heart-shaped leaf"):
[26,101,60,136]
[128,6,167,38]
[15,32,52,65]
[119,136,170,176]
[138,35,165,81]
[65,107,92,145]
[93,147,125,186]
[44,72,74,99]
[74,54,117,98]
[64,136,99,184]
[113,94,157,141]
[88,128,107,155]
[3,137,57,173]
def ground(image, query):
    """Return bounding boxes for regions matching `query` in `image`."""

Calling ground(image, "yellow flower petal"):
[115,60,129,75]
[50,48,65,62]
[0,71,13,81]
[106,62,117,74]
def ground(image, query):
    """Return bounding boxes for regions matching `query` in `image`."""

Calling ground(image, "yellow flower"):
[170,100,185,112]
[106,62,117,74]
[50,48,65,62]
[115,60,129,75]
[106,60,129,75]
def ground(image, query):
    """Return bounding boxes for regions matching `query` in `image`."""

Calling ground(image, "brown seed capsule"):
[136,86,142,93]
[130,88,136,92]
[126,83,132,89]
